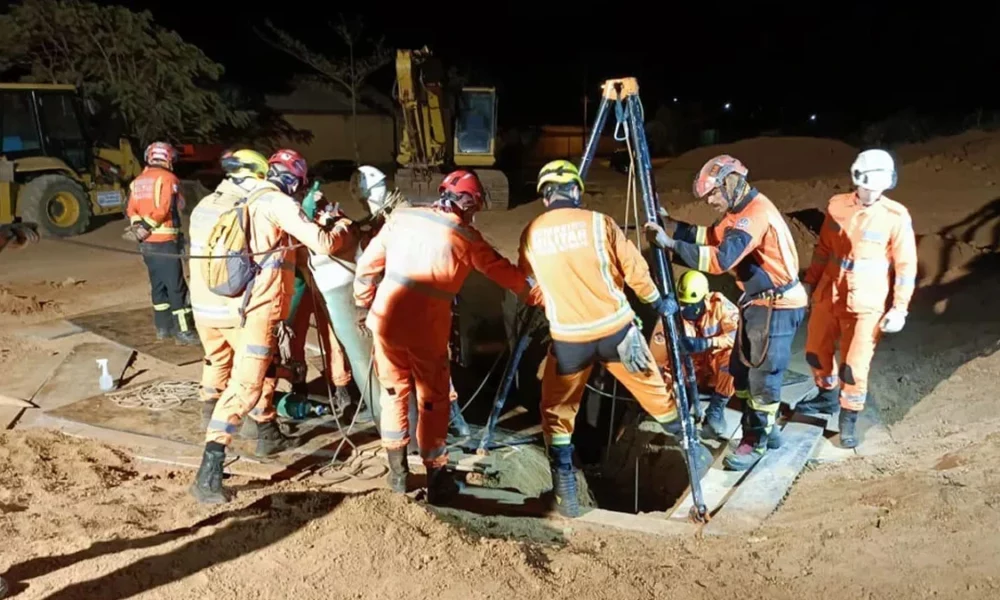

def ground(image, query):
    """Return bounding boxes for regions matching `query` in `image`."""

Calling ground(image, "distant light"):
[673,97,678,103]
[723,102,732,110]
[809,114,817,121]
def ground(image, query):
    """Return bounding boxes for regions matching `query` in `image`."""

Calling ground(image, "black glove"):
[651,296,679,317]
[681,336,711,354]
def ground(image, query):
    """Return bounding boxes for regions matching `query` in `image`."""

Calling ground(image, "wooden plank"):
[667,406,744,522]
[31,342,135,411]
[704,413,826,535]
[69,306,203,366]
[576,508,697,537]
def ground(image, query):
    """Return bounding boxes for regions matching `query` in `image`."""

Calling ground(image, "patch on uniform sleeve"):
[734,217,751,231]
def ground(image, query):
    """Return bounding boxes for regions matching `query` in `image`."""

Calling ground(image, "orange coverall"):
[803,192,917,411]
[354,206,530,468]
[126,166,193,335]
[518,201,679,447]
[192,180,351,446]
[673,291,739,398]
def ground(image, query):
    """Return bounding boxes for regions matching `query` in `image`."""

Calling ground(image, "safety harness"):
[735,278,800,369]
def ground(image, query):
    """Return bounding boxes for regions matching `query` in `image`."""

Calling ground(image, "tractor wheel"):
[19,174,92,237]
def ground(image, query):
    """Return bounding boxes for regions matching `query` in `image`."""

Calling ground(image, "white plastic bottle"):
[97,359,114,392]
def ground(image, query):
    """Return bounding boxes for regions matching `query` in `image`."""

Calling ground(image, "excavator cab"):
[0,83,140,236]
[454,88,497,158]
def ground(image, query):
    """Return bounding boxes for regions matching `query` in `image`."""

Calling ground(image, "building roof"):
[264,77,394,116]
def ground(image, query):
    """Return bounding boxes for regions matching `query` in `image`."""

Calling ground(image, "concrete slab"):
[69,306,203,366]
[10,318,85,341]
[32,341,134,411]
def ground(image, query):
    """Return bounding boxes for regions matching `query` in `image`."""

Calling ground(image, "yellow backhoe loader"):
[0,83,142,237]
[392,48,509,209]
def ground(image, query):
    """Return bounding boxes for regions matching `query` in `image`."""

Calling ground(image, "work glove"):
[643,222,675,249]
[879,309,906,333]
[1,222,40,248]
[275,321,295,365]
[356,305,371,337]
[681,336,711,354]
[615,323,653,374]
[123,222,151,243]
[651,296,679,317]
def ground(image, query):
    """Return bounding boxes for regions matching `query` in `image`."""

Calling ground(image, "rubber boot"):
[448,400,471,438]
[662,419,714,481]
[723,409,770,472]
[386,447,409,493]
[200,400,217,431]
[238,417,259,441]
[795,385,840,416]
[701,394,729,440]
[548,445,580,518]
[839,408,860,449]
[254,420,297,457]
[426,466,459,506]
[174,329,200,346]
[156,328,173,340]
[189,443,230,504]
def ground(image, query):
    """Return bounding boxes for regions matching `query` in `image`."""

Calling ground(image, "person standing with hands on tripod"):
[645,155,807,472]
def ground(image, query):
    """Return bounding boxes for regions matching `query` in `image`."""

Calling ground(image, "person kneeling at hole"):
[518,160,713,519]
[674,270,740,440]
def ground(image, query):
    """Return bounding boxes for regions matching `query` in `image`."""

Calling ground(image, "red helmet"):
[144,142,176,169]
[692,155,748,198]
[267,149,309,194]
[437,169,485,211]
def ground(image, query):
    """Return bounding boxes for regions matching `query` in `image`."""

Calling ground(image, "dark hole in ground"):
[787,208,825,234]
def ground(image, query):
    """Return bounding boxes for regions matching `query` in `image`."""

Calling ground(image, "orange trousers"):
[372,333,452,468]
[199,316,280,446]
[289,287,351,387]
[804,304,883,411]
[541,329,679,447]
[691,347,735,398]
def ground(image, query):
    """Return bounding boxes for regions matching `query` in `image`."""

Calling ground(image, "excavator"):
[392,47,509,209]
[0,83,142,237]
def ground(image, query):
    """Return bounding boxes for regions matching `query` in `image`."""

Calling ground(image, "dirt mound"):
[662,136,859,182]
[0,286,58,317]
[482,444,597,509]
[0,430,136,505]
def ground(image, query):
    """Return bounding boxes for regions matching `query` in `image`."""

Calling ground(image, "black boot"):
[189,443,230,504]
[175,329,200,346]
[723,408,772,472]
[254,420,297,457]
[425,466,460,506]
[701,394,729,440]
[238,417,259,441]
[386,447,409,493]
[548,445,580,518]
[334,386,353,415]
[840,408,860,449]
[796,385,840,415]
[448,400,471,438]
[156,328,173,340]
[662,418,714,481]
[200,400,217,431]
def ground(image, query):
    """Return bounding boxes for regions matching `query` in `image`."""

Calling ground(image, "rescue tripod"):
[578,77,710,523]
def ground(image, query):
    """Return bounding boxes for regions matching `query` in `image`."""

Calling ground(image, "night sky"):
[41,2,1000,130]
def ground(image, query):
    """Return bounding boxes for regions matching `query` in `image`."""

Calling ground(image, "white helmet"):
[352,166,388,214]
[851,149,897,192]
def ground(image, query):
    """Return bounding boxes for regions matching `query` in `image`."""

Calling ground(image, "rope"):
[106,380,198,411]
[311,448,388,484]
[44,236,305,259]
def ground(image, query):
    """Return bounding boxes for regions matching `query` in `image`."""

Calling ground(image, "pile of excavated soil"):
[0,286,58,317]
[481,444,596,509]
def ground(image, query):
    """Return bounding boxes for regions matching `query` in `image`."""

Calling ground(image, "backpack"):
[200,187,275,325]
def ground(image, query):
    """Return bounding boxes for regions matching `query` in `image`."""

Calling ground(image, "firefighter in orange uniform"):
[354,169,537,505]
[126,142,198,344]
[672,270,739,440]
[795,150,916,448]
[645,155,808,471]
[189,149,353,505]
[520,160,713,518]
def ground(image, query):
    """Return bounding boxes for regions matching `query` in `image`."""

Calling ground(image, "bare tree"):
[258,15,392,164]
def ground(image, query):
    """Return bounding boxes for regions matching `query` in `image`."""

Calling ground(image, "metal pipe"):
[624,93,709,522]
[579,95,611,180]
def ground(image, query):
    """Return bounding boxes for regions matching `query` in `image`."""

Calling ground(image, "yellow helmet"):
[537,159,585,194]
[677,270,710,304]
[221,149,268,180]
